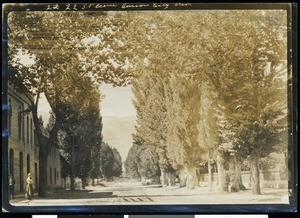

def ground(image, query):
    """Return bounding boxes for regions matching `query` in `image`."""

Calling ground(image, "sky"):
[100,83,136,162]
[37,83,136,162]
[100,83,136,118]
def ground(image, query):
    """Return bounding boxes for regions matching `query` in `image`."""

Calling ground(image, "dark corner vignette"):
[1,2,298,214]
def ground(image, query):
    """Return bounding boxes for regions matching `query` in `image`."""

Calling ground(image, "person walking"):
[9,174,15,200]
[26,173,34,200]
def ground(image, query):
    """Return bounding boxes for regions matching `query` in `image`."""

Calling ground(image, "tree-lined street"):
[6,5,290,207]
[10,178,289,206]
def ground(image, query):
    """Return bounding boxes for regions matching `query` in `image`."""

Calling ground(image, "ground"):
[9,178,290,206]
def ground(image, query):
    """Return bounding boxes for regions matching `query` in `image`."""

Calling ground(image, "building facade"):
[47,145,62,189]
[8,84,62,194]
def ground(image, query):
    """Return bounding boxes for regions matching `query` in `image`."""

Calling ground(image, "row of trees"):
[44,110,123,189]
[125,10,288,194]
[7,11,132,195]
[99,142,123,181]
[7,9,288,196]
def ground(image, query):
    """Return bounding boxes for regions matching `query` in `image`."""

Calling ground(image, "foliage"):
[100,142,123,180]
[126,10,287,192]
[7,11,134,195]
[111,148,123,177]
[8,9,288,194]
[59,78,103,183]
[124,144,141,180]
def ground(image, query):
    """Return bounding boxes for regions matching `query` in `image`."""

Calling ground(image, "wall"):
[8,85,39,194]
[8,84,64,194]
[46,146,62,189]
[199,170,288,189]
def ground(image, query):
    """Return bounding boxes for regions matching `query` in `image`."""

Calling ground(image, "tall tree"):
[100,142,122,181]
[111,148,123,178]
[7,11,134,196]
[165,74,203,189]
[124,144,141,180]
[128,10,287,193]
[131,72,176,186]
[59,76,102,190]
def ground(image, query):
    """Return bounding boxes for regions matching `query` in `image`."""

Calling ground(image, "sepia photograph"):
[2,3,297,213]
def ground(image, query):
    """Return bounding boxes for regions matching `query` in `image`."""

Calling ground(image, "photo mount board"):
[1,2,298,214]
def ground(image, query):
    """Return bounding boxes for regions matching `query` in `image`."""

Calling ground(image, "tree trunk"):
[250,156,261,195]
[166,171,176,186]
[70,138,75,191]
[32,100,61,197]
[217,153,227,193]
[229,155,245,192]
[38,149,48,196]
[81,178,86,189]
[208,159,213,191]
[178,167,187,187]
[235,158,245,191]
[160,168,167,186]
[31,103,48,197]
[92,178,95,186]
[186,165,198,189]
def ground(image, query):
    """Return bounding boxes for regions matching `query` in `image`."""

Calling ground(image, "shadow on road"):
[44,189,113,199]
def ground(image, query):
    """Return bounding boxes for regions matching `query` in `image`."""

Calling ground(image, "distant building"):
[8,84,63,194]
[47,144,62,189]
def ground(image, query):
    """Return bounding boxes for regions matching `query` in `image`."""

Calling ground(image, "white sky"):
[38,93,51,113]
[37,83,136,162]
[100,83,136,118]
[100,83,136,162]
[13,49,36,67]
[38,83,136,120]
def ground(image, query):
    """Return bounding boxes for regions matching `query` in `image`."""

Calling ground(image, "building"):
[8,84,63,194]
[47,144,62,189]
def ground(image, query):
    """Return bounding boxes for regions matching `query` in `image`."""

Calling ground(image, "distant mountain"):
[36,112,135,162]
[101,116,136,162]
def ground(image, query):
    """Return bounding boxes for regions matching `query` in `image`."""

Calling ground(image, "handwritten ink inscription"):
[174,3,192,7]
[153,3,170,9]
[121,3,150,9]
[45,3,192,11]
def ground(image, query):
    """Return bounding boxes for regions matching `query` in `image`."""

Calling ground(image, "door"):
[19,152,24,193]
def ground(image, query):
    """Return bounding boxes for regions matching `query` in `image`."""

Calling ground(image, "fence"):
[199,170,288,189]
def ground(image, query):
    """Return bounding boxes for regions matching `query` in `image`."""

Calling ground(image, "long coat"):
[26,177,34,199]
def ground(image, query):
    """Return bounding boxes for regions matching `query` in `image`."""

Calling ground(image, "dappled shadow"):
[44,189,113,199]
[259,190,288,197]
[142,185,163,188]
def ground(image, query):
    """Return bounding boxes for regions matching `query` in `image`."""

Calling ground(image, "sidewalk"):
[9,189,59,203]
[8,186,110,203]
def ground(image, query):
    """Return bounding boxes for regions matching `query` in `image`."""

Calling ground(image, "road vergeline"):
[10,179,289,206]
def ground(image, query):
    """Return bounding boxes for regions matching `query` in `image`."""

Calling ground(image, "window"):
[18,106,22,140]
[26,116,29,144]
[35,163,38,191]
[19,152,24,192]
[30,119,33,145]
[27,154,30,174]
[8,98,12,134]
[22,108,25,142]
[9,149,14,176]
